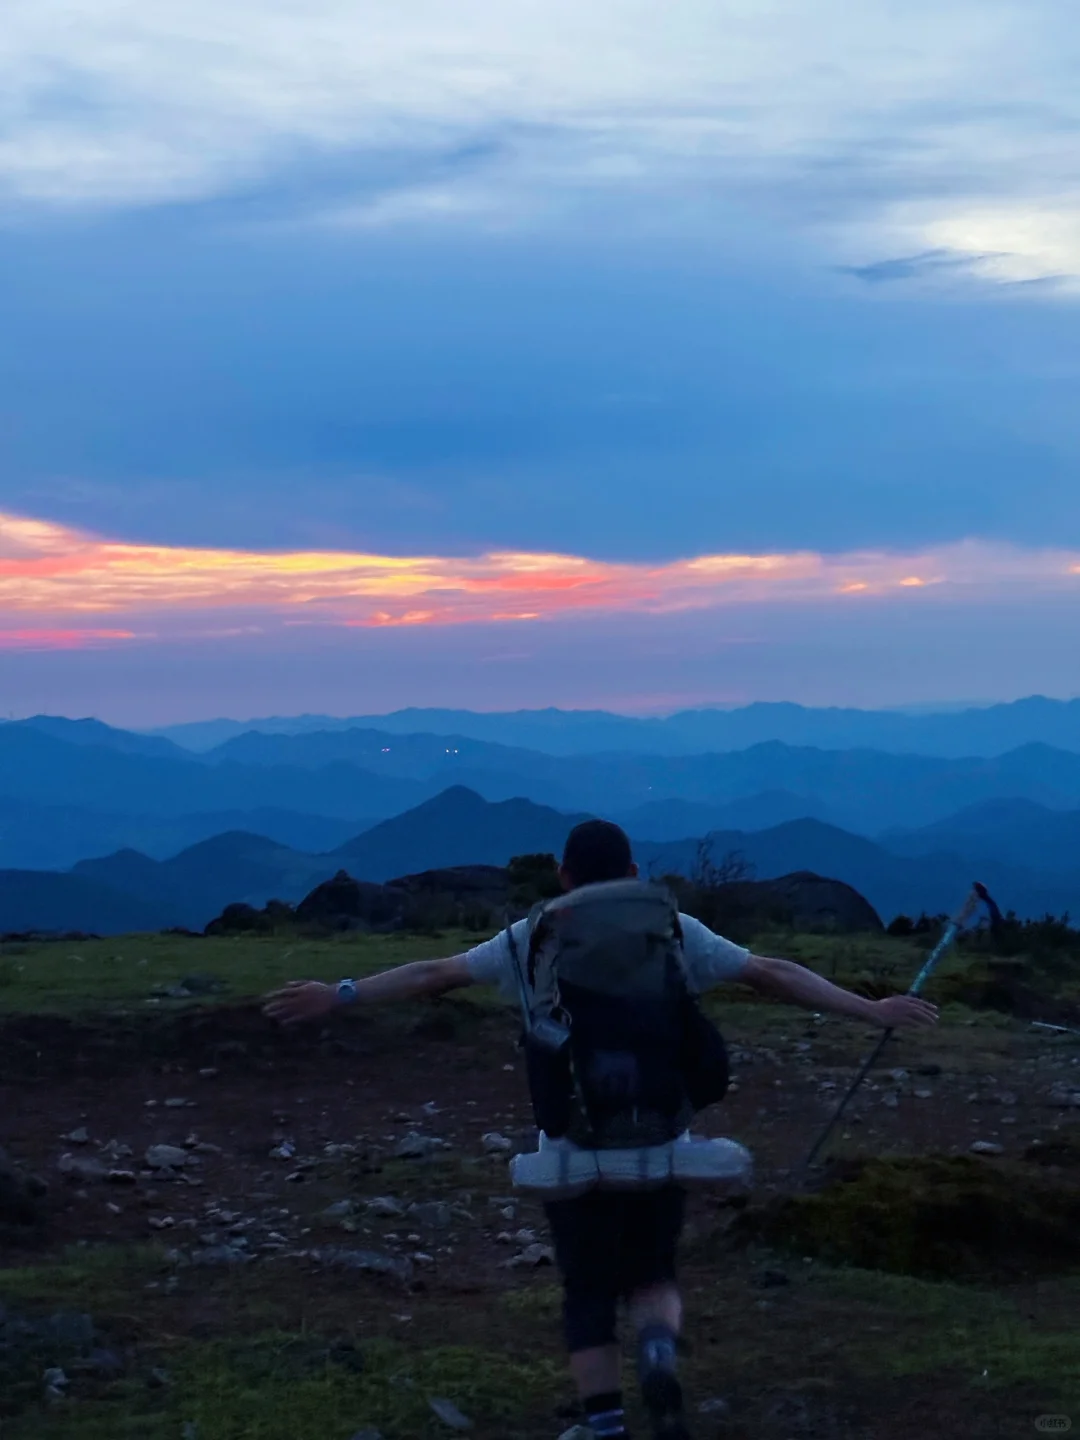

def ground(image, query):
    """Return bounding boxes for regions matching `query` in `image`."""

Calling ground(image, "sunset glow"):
[2,512,1078,649]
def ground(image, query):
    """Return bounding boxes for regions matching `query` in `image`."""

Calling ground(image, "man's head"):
[560,819,637,890]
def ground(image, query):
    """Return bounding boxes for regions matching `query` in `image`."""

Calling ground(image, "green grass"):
[6,1335,563,1440]
[0,931,490,1016]
[816,1268,1080,1391]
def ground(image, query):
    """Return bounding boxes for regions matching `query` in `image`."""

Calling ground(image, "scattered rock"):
[58,1153,109,1184]
[970,1141,1005,1156]
[269,1142,296,1161]
[322,1200,355,1220]
[407,1201,452,1229]
[163,1098,190,1109]
[315,1247,414,1283]
[64,1126,90,1145]
[394,1133,447,1159]
[365,1196,405,1218]
[144,1145,189,1171]
[428,1396,474,1431]
[698,1396,731,1417]
[190,1244,253,1266]
[481,1132,513,1154]
[506,1243,554,1269]
[0,1145,48,1226]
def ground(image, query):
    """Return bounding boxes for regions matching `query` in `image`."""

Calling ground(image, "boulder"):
[0,1145,47,1227]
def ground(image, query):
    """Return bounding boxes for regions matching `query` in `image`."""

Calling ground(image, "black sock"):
[585,1389,628,1437]
[637,1321,679,1379]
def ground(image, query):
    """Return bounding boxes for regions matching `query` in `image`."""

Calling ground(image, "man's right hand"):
[263,980,337,1025]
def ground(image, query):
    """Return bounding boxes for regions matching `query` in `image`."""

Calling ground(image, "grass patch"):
[0,931,490,1017]
[817,1268,1080,1392]
[0,1245,168,1312]
[6,1334,563,1440]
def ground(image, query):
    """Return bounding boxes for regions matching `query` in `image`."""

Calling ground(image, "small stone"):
[428,1396,473,1430]
[970,1141,1005,1156]
[322,1200,355,1220]
[557,1429,593,1440]
[106,1169,137,1185]
[481,1132,512,1154]
[65,1126,90,1145]
[698,1397,731,1417]
[506,1243,554,1268]
[198,1068,219,1079]
[407,1201,452,1229]
[164,1098,189,1109]
[495,1231,513,1244]
[148,1215,176,1229]
[412,1251,435,1265]
[145,1145,189,1170]
[394,1132,446,1159]
[147,1367,171,1388]
[58,1153,108,1183]
[43,1367,68,1390]
[881,1092,900,1109]
[913,1088,933,1100]
[269,1142,296,1160]
[513,1227,537,1245]
[365,1196,405,1218]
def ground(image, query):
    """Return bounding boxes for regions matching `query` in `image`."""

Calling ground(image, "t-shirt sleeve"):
[678,913,750,991]
[464,921,527,1002]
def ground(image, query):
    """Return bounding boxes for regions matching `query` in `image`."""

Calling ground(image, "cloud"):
[3,2,1080,282]
[1,509,1078,648]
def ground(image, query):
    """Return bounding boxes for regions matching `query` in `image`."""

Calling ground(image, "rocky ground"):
[1,942,1078,1439]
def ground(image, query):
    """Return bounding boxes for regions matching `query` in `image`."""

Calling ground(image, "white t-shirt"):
[465,913,750,1003]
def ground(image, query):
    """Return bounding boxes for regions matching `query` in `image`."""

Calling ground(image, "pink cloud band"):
[1,511,1078,650]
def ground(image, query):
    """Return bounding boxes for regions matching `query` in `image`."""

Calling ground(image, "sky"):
[2,0,1080,724]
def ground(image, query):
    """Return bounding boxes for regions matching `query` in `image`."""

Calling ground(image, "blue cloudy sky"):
[1,1,1079,723]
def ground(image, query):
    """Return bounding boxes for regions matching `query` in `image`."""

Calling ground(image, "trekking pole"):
[801,881,1001,1175]
[1032,1020,1080,1040]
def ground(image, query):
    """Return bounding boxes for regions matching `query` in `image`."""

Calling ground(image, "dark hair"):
[561,819,634,887]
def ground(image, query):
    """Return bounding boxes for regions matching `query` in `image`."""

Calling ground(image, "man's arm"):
[740,954,938,1030]
[263,954,475,1026]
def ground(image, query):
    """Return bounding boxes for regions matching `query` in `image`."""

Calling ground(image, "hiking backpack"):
[511,879,729,1149]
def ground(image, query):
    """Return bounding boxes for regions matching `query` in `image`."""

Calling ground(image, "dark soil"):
[2,998,1078,1438]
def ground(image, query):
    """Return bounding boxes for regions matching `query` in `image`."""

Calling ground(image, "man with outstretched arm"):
[266,820,936,1440]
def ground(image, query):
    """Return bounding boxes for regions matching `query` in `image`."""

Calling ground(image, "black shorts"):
[544,1186,686,1353]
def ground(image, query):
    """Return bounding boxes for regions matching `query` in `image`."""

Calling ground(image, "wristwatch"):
[336,978,359,1006]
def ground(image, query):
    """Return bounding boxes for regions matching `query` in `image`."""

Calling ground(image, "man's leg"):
[620,1189,690,1440]
[546,1194,630,1438]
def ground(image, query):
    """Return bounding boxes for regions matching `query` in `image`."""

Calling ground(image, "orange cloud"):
[1,512,1078,643]
[0,627,136,651]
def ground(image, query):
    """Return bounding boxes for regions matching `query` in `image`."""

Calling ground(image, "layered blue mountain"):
[152,695,1080,758]
[3,785,1079,934]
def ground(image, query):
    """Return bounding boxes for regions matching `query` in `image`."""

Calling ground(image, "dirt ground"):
[2,992,1079,1439]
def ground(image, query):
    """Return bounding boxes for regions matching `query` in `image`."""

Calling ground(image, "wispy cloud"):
[3,2,1080,283]
[2,510,1078,649]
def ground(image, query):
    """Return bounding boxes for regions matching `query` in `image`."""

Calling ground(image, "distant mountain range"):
[4,785,1080,935]
[149,696,1080,758]
[10,717,1080,859]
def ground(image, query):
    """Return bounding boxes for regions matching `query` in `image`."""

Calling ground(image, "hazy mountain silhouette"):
[884,798,1080,876]
[13,720,1080,858]
[0,870,179,935]
[4,785,1080,933]
[0,796,377,871]
[332,786,593,882]
[152,696,1080,758]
